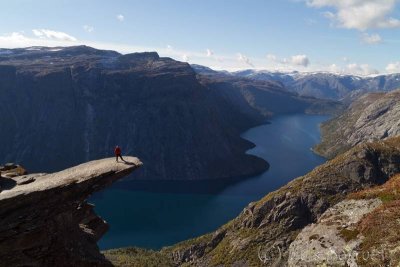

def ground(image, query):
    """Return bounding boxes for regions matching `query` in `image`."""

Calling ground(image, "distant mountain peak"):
[192,64,400,100]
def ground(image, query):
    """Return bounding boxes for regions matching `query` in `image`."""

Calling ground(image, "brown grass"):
[347,173,400,266]
[349,174,400,202]
[339,228,360,242]
[356,200,400,266]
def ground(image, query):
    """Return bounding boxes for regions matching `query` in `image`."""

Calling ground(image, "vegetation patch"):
[309,234,319,241]
[103,247,174,267]
[356,200,400,266]
[347,174,400,266]
[163,232,214,253]
[349,174,400,202]
[339,228,360,242]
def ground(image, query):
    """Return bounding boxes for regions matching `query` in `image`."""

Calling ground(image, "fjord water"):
[91,114,328,250]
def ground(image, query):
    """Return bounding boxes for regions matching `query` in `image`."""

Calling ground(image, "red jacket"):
[114,147,121,155]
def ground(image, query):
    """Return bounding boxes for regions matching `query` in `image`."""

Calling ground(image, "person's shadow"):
[0,176,17,191]
[122,160,136,166]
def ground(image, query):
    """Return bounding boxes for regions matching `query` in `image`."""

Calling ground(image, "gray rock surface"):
[315,89,400,158]
[288,198,382,267]
[0,156,141,267]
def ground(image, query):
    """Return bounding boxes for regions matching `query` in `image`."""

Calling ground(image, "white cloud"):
[0,32,27,44]
[361,33,382,44]
[83,25,94,33]
[182,54,189,61]
[306,0,400,30]
[329,63,341,72]
[317,61,381,75]
[346,63,379,75]
[267,53,310,67]
[205,49,224,62]
[116,14,124,22]
[266,54,277,61]
[323,11,336,21]
[0,31,79,48]
[237,53,255,67]
[32,29,77,42]
[386,62,400,73]
[291,54,310,67]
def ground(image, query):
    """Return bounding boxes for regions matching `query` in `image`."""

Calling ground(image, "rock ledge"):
[0,156,142,267]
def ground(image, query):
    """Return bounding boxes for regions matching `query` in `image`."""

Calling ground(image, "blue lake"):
[91,114,328,250]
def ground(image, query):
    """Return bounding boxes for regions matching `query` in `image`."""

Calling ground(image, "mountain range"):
[192,65,400,101]
[0,46,339,180]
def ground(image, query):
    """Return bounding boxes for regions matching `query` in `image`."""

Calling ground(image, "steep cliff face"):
[0,157,141,267]
[0,46,268,180]
[0,46,340,181]
[314,89,400,159]
[105,137,400,266]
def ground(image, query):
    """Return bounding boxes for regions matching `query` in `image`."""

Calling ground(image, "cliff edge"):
[0,156,142,267]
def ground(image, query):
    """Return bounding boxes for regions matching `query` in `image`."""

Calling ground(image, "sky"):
[1,0,400,75]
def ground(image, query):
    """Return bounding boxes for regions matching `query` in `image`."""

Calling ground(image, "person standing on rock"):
[114,145,124,162]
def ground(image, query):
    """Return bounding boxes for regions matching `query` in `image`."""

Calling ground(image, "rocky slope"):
[0,46,339,181]
[289,171,400,266]
[104,137,400,266]
[314,89,400,159]
[0,156,142,266]
[288,198,382,266]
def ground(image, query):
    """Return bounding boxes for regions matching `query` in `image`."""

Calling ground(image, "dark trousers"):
[115,154,124,162]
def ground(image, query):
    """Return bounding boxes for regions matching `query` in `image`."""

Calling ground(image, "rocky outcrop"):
[288,198,382,267]
[0,156,141,267]
[105,137,400,266]
[289,173,400,267]
[314,89,400,158]
[0,163,27,178]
